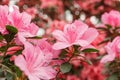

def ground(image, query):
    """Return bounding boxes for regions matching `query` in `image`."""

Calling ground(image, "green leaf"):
[6,25,18,34]
[14,66,22,78]
[26,36,42,39]
[96,55,104,60]
[0,46,7,52]
[105,24,112,29]
[60,62,72,73]
[3,34,14,43]
[106,74,118,80]
[85,59,93,65]
[0,69,4,77]
[59,50,67,59]
[98,37,111,45]
[97,27,108,31]
[82,48,99,53]
[13,49,23,56]
[0,35,4,40]
[5,72,14,80]
[73,45,80,54]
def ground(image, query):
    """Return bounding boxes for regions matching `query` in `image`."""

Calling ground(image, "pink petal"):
[100,54,115,63]
[17,32,35,44]
[105,44,115,55]
[22,42,36,66]
[33,67,56,80]
[0,5,9,33]
[81,28,98,44]
[101,13,108,25]
[52,42,70,50]
[27,23,39,35]
[73,20,88,39]
[101,45,115,63]
[52,30,67,42]
[74,40,89,47]
[28,74,40,80]
[14,55,27,73]
[21,12,31,26]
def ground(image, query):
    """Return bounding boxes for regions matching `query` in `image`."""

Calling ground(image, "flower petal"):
[52,30,67,42]
[53,42,70,50]
[101,45,115,63]
[14,55,28,74]
[74,40,89,47]
[81,28,98,44]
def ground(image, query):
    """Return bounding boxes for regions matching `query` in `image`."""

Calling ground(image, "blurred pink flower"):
[67,75,80,80]
[81,63,105,80]
[2,0,9,5]
[40,0,63,14]
[40,0,62,8]
[46,20,66,34]
[25,7,37,18]
[101,10,120,27]
[15,42,56,80]
[75,0,104,15]
[52,20,98,50]
[101,37,120,63]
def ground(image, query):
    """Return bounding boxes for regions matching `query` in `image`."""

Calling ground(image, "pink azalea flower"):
[8,6,39,44]
[52,20,98,50]
[101,10,120,27]
[15,42,56,80]
[101,37,120,63]
[0,5,39,34]
[15,23,39,45]
[9,7,32,31]
[0,5,39,43]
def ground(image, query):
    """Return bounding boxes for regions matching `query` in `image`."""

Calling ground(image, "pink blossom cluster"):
[101,10,120,27]
[0,5,56,80]
[52,20,98,50]
[0,0,120,79]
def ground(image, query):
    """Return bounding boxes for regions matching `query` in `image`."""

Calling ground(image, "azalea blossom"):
[0,5,39,45]
[52,20,98,50]
[101,37,120,63]
[101,10,120,27]
[15,42,56,80]
[9,7,39,34]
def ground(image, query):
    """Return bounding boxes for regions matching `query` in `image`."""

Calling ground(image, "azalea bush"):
[0,0,120,80]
